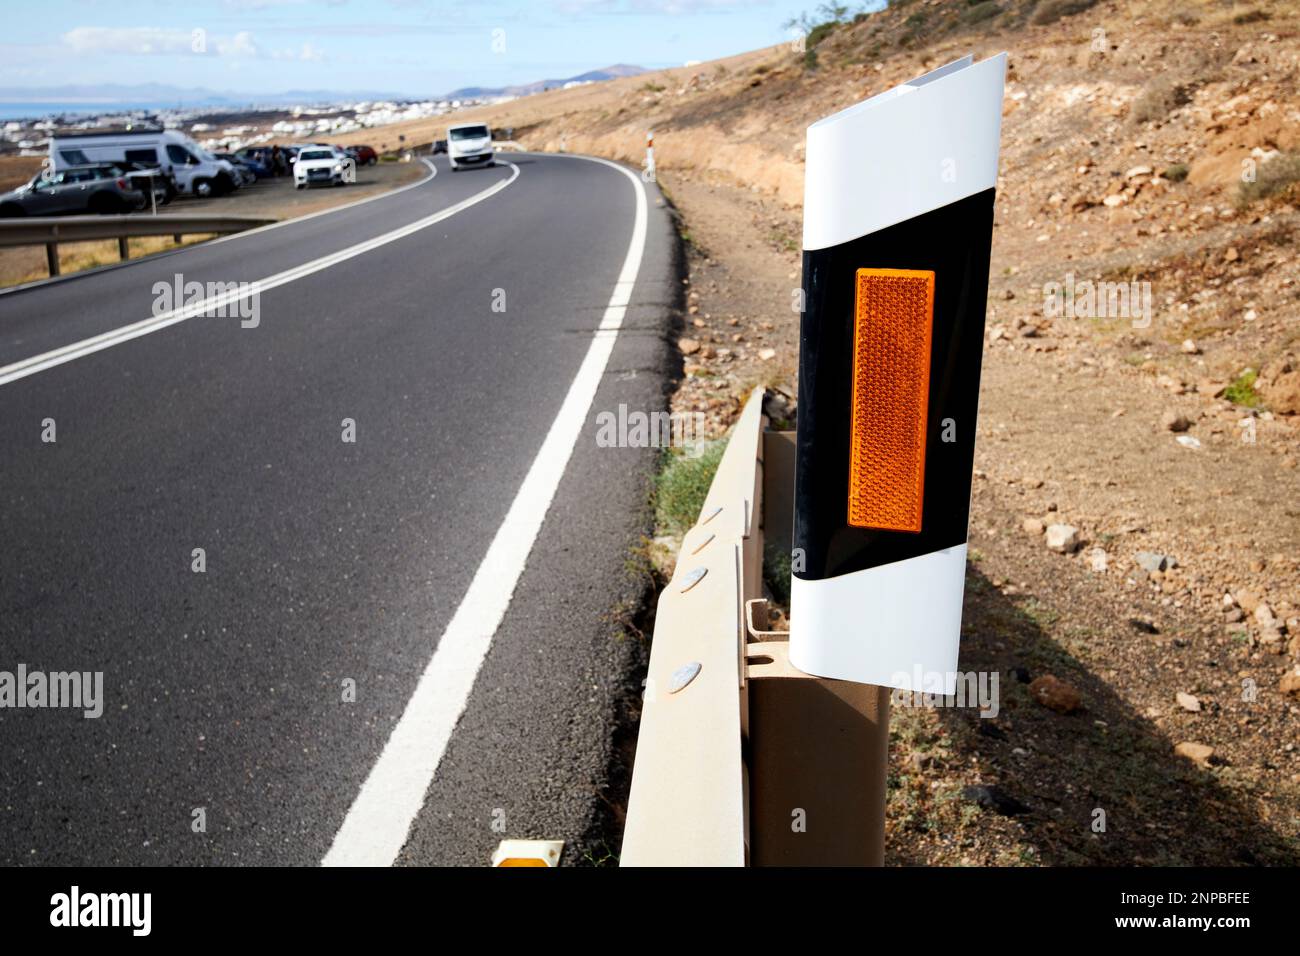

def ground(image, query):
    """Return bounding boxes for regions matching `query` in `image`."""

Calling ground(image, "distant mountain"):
[0,65,650,117]
[0,83,416,110]
[442,65,648,100]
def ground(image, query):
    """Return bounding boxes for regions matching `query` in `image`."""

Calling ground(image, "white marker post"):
[788,54,1007,696]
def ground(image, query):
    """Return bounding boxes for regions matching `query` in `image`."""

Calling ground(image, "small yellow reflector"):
[491,839,564,868]
[847,267,935,533]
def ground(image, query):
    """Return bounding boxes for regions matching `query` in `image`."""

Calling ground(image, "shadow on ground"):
[887,566,1298,866]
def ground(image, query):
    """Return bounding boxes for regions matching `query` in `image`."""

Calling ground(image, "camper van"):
[49,129,240,199]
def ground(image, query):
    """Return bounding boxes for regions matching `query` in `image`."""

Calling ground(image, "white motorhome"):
[49,129,240,198]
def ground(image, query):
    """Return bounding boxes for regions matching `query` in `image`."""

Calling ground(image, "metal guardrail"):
[0,214,275,278]
[620,386,890,867]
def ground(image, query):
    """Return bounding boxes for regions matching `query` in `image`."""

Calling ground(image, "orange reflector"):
[847,267,935,533]
[491,838,564,867]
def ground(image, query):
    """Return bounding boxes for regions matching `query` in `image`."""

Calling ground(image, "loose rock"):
[1135,551,1174,573]
[1029,674,1082,714]
[962,784,1031,816]
[1045,524,1080,553]
[1175,741,1216,767]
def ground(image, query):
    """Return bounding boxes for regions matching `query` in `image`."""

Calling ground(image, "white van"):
[446,123,494,171]
[49,129,240,198]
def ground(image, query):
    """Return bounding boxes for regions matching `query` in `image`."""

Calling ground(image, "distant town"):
[0,65,647,158]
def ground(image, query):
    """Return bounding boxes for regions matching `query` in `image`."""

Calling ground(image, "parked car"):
[447,124,494,171]
[293,145,356,188]
[345,144,378,165]
[0,164,151,217]
[232,149,272,178]
[214,152,259,186]
[49,128,239,198]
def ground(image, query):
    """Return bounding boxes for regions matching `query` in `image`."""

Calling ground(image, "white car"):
[293,146,356,188]
[447,123,494,171]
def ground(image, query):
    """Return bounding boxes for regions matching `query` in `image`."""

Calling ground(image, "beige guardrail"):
[620,386,890,866]
[0,214,275,278]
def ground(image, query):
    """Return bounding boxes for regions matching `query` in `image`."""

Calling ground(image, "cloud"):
[629,0,746,11]
[221,0,346,9]
[61,27,262,58]
[272,42,327,62]
[555,0,746,12]
[59,27,326,63]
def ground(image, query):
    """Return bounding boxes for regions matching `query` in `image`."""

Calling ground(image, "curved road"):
[0,153,678,865]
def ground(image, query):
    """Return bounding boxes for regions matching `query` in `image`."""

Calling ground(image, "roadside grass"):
[1238,152,1300,206]
[1223,368,1262,407]
[653,438,728,539]
[764,544,793,608]
[3,233,217,289]
[1030,0,1100,26]
[579,839,619,867]
[1130,77,1192,124]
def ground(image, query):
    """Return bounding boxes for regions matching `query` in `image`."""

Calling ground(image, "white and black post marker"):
[788,54,1008,695]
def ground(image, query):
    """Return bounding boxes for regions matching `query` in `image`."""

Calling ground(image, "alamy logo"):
[595,403,707,457]
[152,273,260,328]
[890,668,1000,718]
[1042,272,1153,328]
[0,665,103,718]
[50,886,151,936]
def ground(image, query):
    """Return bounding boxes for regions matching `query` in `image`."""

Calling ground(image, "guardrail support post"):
[747,642,890,866]
[746,427,890,865]
[118,237,130,261]
[45,243,59,277]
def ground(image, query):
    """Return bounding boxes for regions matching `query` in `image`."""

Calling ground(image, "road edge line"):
[320,154,650,867]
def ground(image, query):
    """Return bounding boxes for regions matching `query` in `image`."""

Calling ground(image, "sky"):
[0,0,841,100]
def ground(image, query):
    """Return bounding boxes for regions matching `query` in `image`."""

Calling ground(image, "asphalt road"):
[0,152,680,865]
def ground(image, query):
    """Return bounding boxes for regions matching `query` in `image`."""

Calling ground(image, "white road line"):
[0,162,517,388]
[321,155,649,867]
[202,157,438,249]
[0,159,440,299]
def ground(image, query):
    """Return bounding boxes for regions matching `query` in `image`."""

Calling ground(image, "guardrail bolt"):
[668,662,702,694]
[678,566,708,593]
[690,533,716,555]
